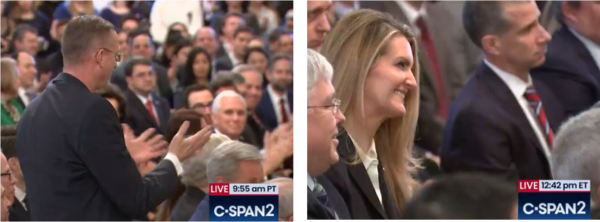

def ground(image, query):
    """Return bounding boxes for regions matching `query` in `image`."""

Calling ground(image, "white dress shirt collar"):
[396,0,427,25]
[484,59,532,97]
[136,93,152,105]
[347,133,382,204]
[14,186,26,210]
[214,129,233,140]
[569,28,600,69]
[307,174,316,191]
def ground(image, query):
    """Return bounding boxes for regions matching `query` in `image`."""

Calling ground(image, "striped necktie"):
[313,180,338,218]
[524,86,554,147]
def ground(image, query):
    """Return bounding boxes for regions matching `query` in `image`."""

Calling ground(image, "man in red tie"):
[124,57,172,136]
[255,54,293,132]
[440,1,566,181]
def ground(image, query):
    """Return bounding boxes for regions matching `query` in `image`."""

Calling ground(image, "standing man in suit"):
[532,1,600,117]
[256,54,293,132]
[307,1,332,51]
[110,29,173,105]
[16,15,213,220]
[360,1,480,156]
[1,126,31,221]
[215,26,253,72]
[13,51,38,108]
[124,57,171,136]
[441,1,565,181]
[307,49,349,220]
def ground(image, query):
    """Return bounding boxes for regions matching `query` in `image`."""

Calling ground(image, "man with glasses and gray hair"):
[307,49,348,219]
[189,141,266,221]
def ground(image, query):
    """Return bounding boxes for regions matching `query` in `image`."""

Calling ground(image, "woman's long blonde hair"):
[1,58,19,97]
[320,9,421,214]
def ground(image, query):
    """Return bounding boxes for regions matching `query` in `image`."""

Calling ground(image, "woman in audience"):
[167,39,194,91]
[0,0,15,43]
[248,1,280,33]
[51,1,97,40]
[157,27,186,68]
[320,9,420,219]
[95,83,127,124]
[99,0,137,28]
[244,46,270,85]
[0,58,25,126]
[173,47,213,109]
[7,1,50,41]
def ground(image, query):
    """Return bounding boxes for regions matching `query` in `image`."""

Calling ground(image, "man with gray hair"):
[266,178,293,221]
[189,141,266,221]
[552,107,600,203]
[211,90,251,143]
[307,49,348,219]
[531,1,600,118]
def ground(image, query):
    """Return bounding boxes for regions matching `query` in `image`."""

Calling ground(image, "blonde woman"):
[1,58,25,126]
[320,9,420,219]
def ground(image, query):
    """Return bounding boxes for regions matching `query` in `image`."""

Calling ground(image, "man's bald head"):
[194,27,218,58]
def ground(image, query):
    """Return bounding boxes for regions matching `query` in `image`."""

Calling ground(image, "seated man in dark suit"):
[215,26,253,72]
[234,65,266,147]
[170,134,230,221]
[124,57,171,136]
[255,54,293,132]
[441,1,565,181]
[1,126,31,221]
[189,141,267,221]
[531,1,600,117]
[402,173,518,219]
[211,90,257,146]
[110,29,173,105]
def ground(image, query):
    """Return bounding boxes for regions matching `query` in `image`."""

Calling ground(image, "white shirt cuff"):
[164,153,183,176]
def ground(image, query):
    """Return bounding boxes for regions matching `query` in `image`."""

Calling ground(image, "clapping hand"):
[122,125,169,165]
[168,121,213,162]
[262,122,294,174]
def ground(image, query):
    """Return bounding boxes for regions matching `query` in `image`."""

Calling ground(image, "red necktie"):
[416,16,448,119]
[146,100,158,124]
[279,98,288,123]
[524,86,554,148]
[252,113,264,128]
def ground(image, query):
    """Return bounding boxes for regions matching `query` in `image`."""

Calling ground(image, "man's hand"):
[262,123,293,174]
[168,121,213,162]
[123,125,169,165]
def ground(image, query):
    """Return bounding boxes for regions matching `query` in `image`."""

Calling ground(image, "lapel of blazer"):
[127,90,159,129]
[478,63,549,161]
[337,131,387,218]
[151,95,167,128]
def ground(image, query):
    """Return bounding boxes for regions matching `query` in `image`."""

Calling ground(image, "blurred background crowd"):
[0,0,294,221]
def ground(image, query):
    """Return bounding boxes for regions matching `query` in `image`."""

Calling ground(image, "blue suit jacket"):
[189,195,210,221]
[16,73,179,220]
[255,88,293,132]
[531,27,600,117]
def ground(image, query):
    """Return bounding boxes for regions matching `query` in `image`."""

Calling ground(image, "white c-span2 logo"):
[522,201,586,215]
[214,204,276,217]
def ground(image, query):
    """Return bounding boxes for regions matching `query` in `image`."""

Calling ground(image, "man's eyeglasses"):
[101,47,122,63]
[1,170,11,178]
[308,98,340,114]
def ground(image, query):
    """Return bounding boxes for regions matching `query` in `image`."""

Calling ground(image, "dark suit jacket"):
[189,195,210,221]
[215,54,235,72]
[307,188,336,220]
[16,73,180,220]
[110,59,174,106]
[255,88,294,132]
[169,186,206,221]
[440,63,566,181]
[315,176,351,219]
[246,114,266,148]
[360,1,481,155]
[323,132,400,219]
[8,197,30,221]
[532,27,600,117]
[124,90,171,136]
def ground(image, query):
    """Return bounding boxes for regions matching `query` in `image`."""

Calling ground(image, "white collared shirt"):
[484,59,552,159]
[227,51,241,68]
[14,186,26,211]
[136,94,160,126]
[348,134,382,205]
[569,28,600,71]
[267,85,291,125]
[18,87,31,107]
[333,1,360,18]
[397,1,427,27]
[214,129,234,141]
[308,174,316,191]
